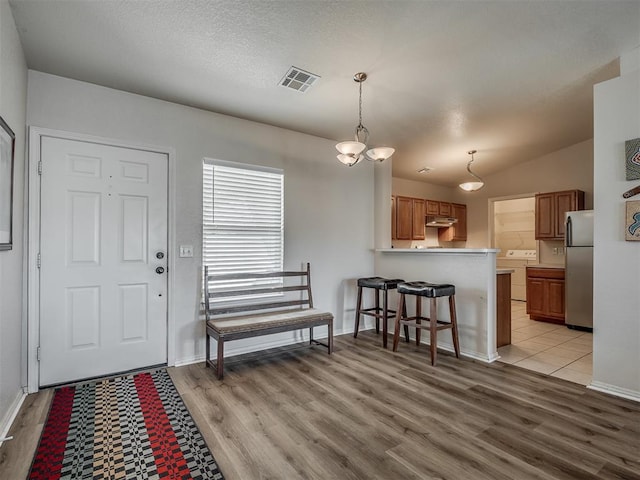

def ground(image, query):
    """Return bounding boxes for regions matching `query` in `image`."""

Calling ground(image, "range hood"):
[425,215,458,227]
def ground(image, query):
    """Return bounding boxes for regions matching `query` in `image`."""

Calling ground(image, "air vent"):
[279,66,320,93]
[418,167,434,174]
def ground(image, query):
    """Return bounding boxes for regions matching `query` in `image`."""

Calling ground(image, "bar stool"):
[354,277,408,348]
[392,281,460,365]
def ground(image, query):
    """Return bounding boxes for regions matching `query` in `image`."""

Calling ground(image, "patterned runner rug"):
[29,369,224,480]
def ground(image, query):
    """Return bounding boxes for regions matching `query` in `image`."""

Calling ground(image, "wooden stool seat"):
[392,281,460,365]
[354,277,408,348]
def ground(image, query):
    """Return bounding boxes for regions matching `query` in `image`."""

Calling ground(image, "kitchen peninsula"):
[375,248,501,363]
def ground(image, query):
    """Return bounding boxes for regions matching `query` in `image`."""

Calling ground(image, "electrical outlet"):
[179,245,194,258]
[553,247,558,255]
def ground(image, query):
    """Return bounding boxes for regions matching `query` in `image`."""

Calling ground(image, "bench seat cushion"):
[208,308,333,335]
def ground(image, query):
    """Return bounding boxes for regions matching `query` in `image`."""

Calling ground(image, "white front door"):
[39,136,168,386]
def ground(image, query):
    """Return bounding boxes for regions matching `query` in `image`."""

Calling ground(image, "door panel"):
[39,137,168,386]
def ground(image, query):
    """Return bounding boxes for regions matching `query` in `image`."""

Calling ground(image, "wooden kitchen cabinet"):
[535,190,585,240]
[412,198,425,239]
[425,200,439,215]
[391,196,397,240]
[526,267,565,323]
[395,196,425,240]
[438,202,452,216]
[438,203,467,241]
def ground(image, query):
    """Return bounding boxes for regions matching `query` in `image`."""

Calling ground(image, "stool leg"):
[430,297,438,366]
[375,288,380,334]
[449,295,460,358]
[402,300,409,342]
[354,286,363,338]
[392,293,405,352]
[415,296,422,347]
[382,288,389,348]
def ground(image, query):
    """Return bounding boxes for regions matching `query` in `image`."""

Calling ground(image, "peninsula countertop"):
[377,248,500,254]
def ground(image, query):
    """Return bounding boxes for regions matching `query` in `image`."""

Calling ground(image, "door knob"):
[156,266,165,274]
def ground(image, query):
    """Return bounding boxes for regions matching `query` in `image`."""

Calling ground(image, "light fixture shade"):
[366,147,395,162]
[336,141,366,156]
[459,181,485,192]
[337,153,362,167]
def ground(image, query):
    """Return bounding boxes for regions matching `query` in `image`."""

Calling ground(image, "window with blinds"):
[202,159,284,298]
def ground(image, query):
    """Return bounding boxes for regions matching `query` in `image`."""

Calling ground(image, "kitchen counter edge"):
[377,248,500,254]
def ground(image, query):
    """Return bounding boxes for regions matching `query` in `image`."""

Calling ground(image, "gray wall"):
[27,71,375,367]
[0,0,27,436]
[592,48,639,399]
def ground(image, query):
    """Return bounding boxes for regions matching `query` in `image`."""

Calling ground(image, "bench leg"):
[216,339,224,380]
[205,332,210,368]
[328,320,333,354]
[309,326,314,345]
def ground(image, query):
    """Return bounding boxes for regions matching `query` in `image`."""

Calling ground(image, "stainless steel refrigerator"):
[565,210,593,330]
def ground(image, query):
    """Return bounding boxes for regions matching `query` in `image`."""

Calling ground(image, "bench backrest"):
[204,262,314,320]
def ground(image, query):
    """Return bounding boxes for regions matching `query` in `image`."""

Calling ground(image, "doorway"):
[490,195,593,385]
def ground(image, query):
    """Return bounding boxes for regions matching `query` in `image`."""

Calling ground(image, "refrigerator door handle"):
[566,216,572,247]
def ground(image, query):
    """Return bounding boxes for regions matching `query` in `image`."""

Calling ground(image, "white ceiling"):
[9,0,640,186]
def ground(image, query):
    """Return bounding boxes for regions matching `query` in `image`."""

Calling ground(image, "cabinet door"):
[396,196,412,240]
[412,198,425,239]
[425,200,439,215]
[535,193,555,239]
[451,203,467,241]
[547,279,565,319]
[526,278,545,315]
[555,190,585,239]
[391,196,397,240]
[438,202,452,216]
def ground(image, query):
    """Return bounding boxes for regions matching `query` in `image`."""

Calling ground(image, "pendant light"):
[336,72,395,166]
[459,149,485,192]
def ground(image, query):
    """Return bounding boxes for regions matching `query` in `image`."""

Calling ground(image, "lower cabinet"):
[526,267,565,323]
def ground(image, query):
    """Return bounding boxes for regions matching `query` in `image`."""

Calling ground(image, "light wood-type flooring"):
[1,331,639,479]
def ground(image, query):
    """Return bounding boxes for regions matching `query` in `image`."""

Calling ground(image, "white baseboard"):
[588,381,640,403]
[0,390,27,447]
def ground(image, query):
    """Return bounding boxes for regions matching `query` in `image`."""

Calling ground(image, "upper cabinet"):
[394,196,466,242]
[395,196,425,240]
[438,203,467,242]
[438,202,452,217]
[425,200,439,215]
[391,196,397,240]
[535,190,585,240]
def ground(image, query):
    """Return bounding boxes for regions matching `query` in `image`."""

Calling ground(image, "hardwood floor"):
[1,331,639,479]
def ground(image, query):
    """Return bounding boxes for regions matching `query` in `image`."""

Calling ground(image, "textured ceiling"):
[9,0,640,186]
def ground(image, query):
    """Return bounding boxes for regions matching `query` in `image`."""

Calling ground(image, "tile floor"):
[497,301,593,385]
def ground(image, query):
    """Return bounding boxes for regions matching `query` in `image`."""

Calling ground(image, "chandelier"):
[459,149,485,192]
[336,72,395,166]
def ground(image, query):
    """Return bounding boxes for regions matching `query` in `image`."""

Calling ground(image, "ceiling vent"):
[279,67,320,93]
[418,167,434,174]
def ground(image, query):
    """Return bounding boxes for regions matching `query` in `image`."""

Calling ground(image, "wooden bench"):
[204,263,333,379]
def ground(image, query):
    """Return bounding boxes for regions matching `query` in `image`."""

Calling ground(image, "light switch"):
[179,245,194,258]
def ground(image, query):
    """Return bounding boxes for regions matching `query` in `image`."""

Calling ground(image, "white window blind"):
[203,160,284,295]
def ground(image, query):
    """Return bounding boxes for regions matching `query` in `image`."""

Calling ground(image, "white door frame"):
[487,192,539,249]
[27,126,177,393]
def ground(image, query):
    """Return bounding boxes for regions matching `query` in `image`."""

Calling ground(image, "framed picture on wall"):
[0,116,15,251]
[626,200,640,241]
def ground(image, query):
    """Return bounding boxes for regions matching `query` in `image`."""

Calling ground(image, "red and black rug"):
[29,369,224,480]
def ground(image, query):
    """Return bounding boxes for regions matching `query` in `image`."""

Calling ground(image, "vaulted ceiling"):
[9,0,640,185]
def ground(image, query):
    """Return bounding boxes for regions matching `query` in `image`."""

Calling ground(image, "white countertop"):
[497,269,515,274]
[377,248,500,254]
[528,264,565,269]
